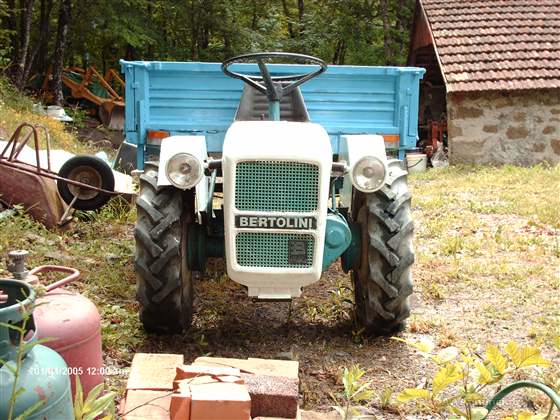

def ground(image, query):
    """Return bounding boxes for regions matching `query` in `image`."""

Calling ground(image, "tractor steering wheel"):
[222,52,327,102]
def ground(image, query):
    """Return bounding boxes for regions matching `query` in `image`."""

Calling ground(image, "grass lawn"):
[0,162,558,418]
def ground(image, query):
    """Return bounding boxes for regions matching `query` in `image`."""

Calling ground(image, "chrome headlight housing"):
[351,156,386,192]
[165,153,203,189]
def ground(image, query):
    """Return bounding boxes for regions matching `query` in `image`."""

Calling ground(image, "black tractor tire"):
[352,158,414,335]
[134,162,194,334]
[57,155,115,211]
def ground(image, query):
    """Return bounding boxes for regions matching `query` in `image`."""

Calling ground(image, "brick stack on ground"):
[122,353,300,420]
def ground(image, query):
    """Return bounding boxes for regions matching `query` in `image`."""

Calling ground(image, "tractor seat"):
[235,85,310,122]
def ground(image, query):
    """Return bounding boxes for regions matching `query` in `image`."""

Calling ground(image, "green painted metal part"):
[187,224,224,271]
[236,232,314,268]
[235,161,319,212]
[485,381,559,418]
[0,280,36,362]
[341,222,362,273]
[322,212,352,271]
[0,279,74,419]
[268,100,281,121]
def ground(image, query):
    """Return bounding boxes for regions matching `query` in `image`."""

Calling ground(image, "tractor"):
[120,52,424,335]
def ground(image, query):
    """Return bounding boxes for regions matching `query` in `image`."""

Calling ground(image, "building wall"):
[447,89,560,165]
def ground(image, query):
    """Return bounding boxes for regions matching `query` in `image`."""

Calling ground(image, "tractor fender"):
[338,134,389,210]
[157,135,209,215]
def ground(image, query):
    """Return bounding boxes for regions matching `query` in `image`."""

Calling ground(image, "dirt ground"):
[0,163,558,419]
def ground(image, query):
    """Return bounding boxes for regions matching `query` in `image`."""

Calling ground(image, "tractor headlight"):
[352,156,386,192]
[165,153,202,189]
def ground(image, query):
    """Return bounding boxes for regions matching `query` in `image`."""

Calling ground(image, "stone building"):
[408,0,560,165]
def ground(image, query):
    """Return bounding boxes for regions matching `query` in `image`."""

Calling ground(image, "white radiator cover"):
[222,121,332,299]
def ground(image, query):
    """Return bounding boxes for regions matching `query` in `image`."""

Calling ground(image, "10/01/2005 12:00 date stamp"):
[30,366,127,376]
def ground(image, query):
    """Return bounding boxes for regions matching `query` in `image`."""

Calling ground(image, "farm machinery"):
[120,52,424,335]
[34,66,125,130]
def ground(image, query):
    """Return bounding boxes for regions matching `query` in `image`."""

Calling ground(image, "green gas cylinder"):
[0,279,74,419]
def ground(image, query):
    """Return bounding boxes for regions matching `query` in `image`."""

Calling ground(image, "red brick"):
[170,389,191,420]
[241,373,299,419]
[175,364,241,381]
[127,353,184,391]
[190,381,251,420]
[123,389,171,420]
[193,357,299,379]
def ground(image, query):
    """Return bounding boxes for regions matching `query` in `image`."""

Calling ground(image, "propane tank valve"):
[7,249,30,279]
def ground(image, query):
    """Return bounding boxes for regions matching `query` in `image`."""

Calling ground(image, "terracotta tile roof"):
[420,0,560,92]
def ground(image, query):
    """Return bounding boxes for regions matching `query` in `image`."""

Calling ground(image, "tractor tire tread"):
[135,162,193,334]
[352,159,414,335]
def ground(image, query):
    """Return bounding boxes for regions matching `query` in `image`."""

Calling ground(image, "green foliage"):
[0,75,33,111]
[5,0,416,85]
[0,4,11,66]
[331,364,374,419]
[393,337,555,419]
[73,376,116,420]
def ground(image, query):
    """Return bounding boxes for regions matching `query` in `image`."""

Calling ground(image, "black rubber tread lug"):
[136,286,151,307]
[134,225,163,258]
[387,220,414,251]
[149,243,179,274]
[367,292,396,321]
[367,203,400,232]
[153,190,174,209]
[137,197,164,223]
[387,192,411,216]
[368,233,400,267]
[386,169,407,186]
[152,276,181,303]
[369,261,399,298]
[139,173,158,191]
[135,261,163,290]
[389,252,415,284]
[150,213,181,239]
[376,186,396,201]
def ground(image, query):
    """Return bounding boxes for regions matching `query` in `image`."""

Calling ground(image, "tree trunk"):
[50,0,71,106]
[380,0,393,64]
[22,0,54,85]
[35,0,54,74]
[251,0,258,31]
[297,0,304,39]
[12,0,35,89]
[332,39,346,65]
[281,0,294,39]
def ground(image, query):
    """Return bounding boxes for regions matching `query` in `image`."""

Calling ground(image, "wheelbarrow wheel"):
[352,159,414,335]
[57,155,115,211]
[134,162,194,334]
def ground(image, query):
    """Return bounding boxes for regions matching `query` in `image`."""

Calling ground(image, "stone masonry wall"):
[447,89,559,165]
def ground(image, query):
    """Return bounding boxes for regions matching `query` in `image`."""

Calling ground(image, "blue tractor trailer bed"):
[120,60,424,169]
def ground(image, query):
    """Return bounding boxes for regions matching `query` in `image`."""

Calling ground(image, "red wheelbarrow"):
[0,122,121,228]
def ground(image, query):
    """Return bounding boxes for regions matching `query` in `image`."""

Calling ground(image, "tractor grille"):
[235,232,314,268]
[235,161,319,212]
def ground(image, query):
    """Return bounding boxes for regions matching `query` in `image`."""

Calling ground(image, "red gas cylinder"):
[27,265,104,397]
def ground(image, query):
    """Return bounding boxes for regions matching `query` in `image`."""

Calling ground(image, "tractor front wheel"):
[352,159,414,335]
[134,162,194,334]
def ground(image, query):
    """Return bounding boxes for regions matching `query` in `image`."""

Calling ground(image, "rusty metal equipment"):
[0,123,118,228]
[39,66,125,130]
[6,252,105,398]
[424,119,447,158]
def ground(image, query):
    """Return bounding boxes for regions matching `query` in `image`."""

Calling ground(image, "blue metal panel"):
[120,60,424,164]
